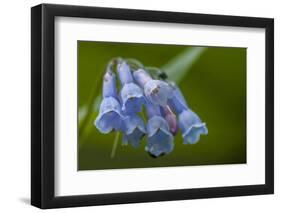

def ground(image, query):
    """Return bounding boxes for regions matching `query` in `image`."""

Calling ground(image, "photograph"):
[78,41,247,170]
[29,2,274,209]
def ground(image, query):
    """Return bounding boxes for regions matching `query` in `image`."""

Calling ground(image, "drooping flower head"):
[145,101,174,157]
[133,69,173,106]
[94,58,208,157]
[117,61,145,114]
[94,71,124,133]
[122,114,146,148]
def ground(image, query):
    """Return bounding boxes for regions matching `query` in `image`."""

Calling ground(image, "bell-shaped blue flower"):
[145,102,174,157]
[117,61,145,114]
[94,71,124,133]
[94,97,124,133]
[168,85,208,144]
[178,110,208,144]
[122,115,146,148]
[133,69,173,106]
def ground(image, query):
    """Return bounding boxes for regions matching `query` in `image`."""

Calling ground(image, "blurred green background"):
[78,41,246,171]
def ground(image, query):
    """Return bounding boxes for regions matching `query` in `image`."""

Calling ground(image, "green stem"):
[110,132,120,159]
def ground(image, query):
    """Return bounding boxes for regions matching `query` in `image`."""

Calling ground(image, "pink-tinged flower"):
[161,106,178,135]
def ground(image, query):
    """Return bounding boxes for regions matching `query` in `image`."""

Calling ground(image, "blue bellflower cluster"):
[94,58,208,157]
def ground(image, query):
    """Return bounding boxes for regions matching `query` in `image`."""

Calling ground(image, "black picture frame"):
[31,3,274,209]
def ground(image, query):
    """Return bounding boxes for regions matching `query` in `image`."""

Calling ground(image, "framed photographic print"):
[31,3,274,209]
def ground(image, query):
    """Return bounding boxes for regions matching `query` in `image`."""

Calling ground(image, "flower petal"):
[133,68,152,87]
[102,72,117,98]
[146,129,174,157]
[95,111,123,134]
[145,99,161,118]
[122,115,146,148]
[161,106,178,135]
[120,83,145,114]
[123,128,146,148]
[144,80,173,106]
[123,115,146,135]
[178,110,208,144]
[146,116,170,137]
[168,87,188,113]
[146,116,174,157]
[183,124,208,144]
[117,61,133,84]
[94,97,124,133]
[173,86,188,107]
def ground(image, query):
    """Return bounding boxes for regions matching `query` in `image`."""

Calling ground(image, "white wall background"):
[0,0,279,212]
